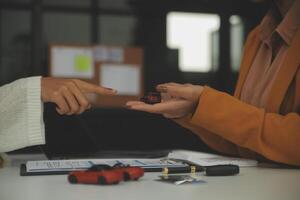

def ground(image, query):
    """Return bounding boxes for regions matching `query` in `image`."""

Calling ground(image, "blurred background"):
[0,0,269,157]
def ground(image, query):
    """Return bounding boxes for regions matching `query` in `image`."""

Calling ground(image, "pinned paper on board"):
[109,47,124,63]
[51,47,94,78]
[100,64,140,96]
[74,55,92,72]
[94,46,109,62]
[94,46,124,63]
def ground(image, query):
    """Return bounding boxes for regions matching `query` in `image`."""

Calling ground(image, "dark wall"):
[0,0,269,89]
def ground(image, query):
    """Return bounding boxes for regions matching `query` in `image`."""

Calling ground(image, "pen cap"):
[205,165,239,176]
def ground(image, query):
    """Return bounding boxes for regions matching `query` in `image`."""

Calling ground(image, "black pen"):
[162,165,239,176]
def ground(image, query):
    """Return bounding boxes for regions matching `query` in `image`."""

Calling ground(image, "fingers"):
[126,101,160,114]
[126,101,146,107]
[61,86,82,115]
[127,103,162,114]
[52,84,91,115]
[67,81,91,114]
[74,80,117,96]
[126,101,161,113]
[156,83,183,94]
[52,93,70,115]
[126,100,183,114]
[156,82,203,102]
[156,82,182,92]
[157,84,191,100]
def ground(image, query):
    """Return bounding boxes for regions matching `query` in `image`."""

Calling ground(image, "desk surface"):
[1,164,300,200]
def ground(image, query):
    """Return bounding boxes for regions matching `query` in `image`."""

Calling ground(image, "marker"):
[162,165,239,176]
[162,166,202,174]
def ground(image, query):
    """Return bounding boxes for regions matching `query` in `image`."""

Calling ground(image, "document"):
[25,159,188,173]
[168,150,258,167]
[21,151,257,176]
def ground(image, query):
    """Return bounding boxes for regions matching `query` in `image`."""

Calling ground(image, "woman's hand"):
[156,82,203,103]
[126,83,204,119]
[41,77,117,115]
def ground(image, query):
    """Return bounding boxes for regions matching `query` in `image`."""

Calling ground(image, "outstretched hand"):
[41,77,117,115]
[126,83,203,119]
[156,82,203,102]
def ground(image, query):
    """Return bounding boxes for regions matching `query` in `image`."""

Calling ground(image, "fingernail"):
[108,89,118,94]
[104,87,118,94]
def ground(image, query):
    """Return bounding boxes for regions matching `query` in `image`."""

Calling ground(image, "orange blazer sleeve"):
[189,86,300,166]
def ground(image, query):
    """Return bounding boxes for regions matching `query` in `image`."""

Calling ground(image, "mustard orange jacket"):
[176,25,300,166]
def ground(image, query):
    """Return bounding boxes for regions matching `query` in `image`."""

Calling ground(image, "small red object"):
[140,92,161,104]
[68,170,123,185]
[113,166,144,181]
[68,165,144,185]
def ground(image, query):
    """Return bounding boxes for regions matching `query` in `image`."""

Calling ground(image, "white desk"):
[1,159,300,200]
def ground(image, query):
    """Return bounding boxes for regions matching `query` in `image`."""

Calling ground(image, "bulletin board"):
[94,46,144,107]
[49,44,144,108]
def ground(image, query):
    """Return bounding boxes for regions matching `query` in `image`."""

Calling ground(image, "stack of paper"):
[168,150,258,167]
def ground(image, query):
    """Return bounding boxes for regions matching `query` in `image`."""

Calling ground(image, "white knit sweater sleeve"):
[0,76,45,152]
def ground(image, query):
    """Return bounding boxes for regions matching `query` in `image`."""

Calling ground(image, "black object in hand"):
[140,92,161,104]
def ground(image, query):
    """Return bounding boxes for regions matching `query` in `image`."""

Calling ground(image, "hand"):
[126,97,195,119]
[41,77,117,115]
[156,82,204,103]
[126,83,204,119]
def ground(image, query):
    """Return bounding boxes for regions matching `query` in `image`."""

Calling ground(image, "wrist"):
[192,85,204,103]
[41,77,49,102]
[191,86,204,115]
